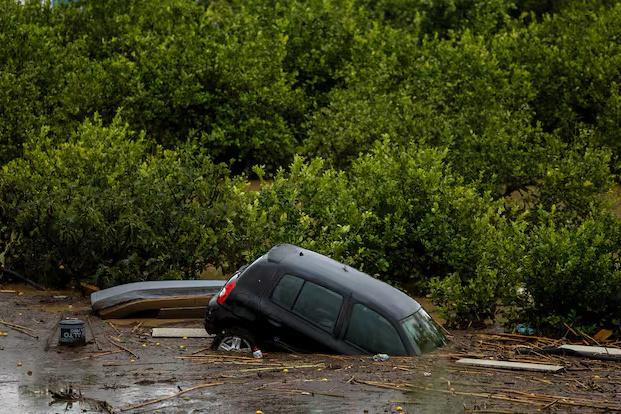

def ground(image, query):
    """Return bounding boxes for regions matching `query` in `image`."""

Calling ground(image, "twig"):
[574,326,601,346]
[45,316,62,351]
[86,316,102,351]
[107,321,122,336]
[542,399,559,409]
[190,346,212,355]
[107,337,139,359]
[0,319,38,339]
[69,351,123,361]
[120,381,223,411]
[130,321,143,334]
[285,388,345,398]
[1,268,46,290]
[103,361,173,367]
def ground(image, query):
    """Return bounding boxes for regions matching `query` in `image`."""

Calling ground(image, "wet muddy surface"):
[1,286,620,413]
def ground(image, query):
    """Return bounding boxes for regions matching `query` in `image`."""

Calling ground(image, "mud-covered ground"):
[1,286,620,414]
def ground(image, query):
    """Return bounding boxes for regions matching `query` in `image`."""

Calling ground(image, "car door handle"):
[268,318,282,327]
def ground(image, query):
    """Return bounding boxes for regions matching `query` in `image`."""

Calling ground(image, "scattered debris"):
[518,344,621,362]
[0,268,46,291]
[120,381,223,412]
[91,280,224,319]
[49,387,115,414]
[559,344,621,359]
[455,358,564,372]
[515,323,535,335]
[134,377,177,386]
[69,351,123,361]
[252,347,263,359]
[86,315,102,351]
[355,379,621,411]
[151,328,212,338]
[79,281,100,295]
[593,328,614,342]
[0,319,38,339]
[107,337,139,359]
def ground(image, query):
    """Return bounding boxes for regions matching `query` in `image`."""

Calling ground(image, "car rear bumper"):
[204,297,239,335]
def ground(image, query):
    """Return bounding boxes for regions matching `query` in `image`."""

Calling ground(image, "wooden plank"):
[559,344,621,356]
[156,306,205,319]
[456,358,564,372]
[151,328,212,338]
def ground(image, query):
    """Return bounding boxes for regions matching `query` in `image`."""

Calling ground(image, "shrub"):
[0,116,244,287]
[517,213,621,331]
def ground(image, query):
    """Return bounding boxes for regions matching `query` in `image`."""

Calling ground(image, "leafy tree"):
[0,116,244,287]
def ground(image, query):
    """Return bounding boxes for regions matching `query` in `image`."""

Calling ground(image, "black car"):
[205,244,446,356]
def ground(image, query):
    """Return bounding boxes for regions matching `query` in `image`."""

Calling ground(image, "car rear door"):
[260,273,352,353]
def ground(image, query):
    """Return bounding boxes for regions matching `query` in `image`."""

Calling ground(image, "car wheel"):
[211,328,257,353]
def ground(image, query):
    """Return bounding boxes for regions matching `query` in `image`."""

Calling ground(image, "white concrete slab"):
[151,328,212,338]
[559,344,621,356]
[456,358,564,372]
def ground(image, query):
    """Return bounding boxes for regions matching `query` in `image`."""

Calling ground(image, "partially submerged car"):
[205,244,446,355]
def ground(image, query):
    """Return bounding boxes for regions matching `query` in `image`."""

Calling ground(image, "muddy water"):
[0,289,466,413]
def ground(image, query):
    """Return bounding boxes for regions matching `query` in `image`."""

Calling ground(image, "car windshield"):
[401,308,446,354]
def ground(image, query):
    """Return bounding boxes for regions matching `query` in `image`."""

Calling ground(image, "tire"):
[211,327,257,353]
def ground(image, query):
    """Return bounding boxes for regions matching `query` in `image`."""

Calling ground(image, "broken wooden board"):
[559,344,621,357]
[593,329,614,342]
[157,306,206,319]
[105,319,202,328]
[151,328,212,338]
[456,358,564,372]
[98,295,212,319]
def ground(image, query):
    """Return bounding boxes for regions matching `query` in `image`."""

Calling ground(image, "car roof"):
[266,244,421,321]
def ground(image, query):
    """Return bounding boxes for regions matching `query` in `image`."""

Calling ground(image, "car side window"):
[271,274,304,309]
[345,303,406,355]
[292,282,343,332]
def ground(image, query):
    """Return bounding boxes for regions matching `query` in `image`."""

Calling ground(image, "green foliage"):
[1,0,621,330]
[508,3,621,161]
[358,0,514,36]
[518,213,621,331]
[0,116,244,287]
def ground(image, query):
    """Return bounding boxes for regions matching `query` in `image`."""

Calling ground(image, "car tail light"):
[216,273,240,305]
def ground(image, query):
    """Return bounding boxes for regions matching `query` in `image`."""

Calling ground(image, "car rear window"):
[271,275,343,333]
[345,303,406,355]
[271,274,304,309]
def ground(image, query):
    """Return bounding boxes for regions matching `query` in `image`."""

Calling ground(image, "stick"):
[107,337,139,359]
[86,316,102,351]
[541,399,559,409]
[1,268,46,291]
[130,321,143,334]
[190,346,212,355]
[107,321,122,336]
[120,381,223,411]
[69,350,123,361]
[45,317,62,351]
[0,320,38,339]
